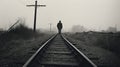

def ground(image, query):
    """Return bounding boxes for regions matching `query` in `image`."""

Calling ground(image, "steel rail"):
[23,34,97,67]
[23,34,57,67]
[61,34,97,67]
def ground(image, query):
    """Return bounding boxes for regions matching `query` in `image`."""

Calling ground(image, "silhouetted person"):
[57,20,63,34]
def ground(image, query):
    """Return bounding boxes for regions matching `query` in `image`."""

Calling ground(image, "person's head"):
[59,20,61,23]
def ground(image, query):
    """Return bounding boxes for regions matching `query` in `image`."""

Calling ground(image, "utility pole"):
[26,0,46,32]
[49,23,52,32]
[115,24,117,32]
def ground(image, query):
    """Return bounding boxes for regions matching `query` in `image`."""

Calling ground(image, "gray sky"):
[0,0,120,31]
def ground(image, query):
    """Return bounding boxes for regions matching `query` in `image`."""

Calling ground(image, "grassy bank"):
[64,32,120,66]
[65,32,120,57]
[0,24,52,66]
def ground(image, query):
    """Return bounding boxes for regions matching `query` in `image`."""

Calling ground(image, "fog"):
[0,0,120,32]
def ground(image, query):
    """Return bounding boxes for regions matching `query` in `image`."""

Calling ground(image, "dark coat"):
[57,22,63,30]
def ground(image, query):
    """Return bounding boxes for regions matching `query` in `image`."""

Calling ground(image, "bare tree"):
[107,27,117,33]
[71,25,87,33]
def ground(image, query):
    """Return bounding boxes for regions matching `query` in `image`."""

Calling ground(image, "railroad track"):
[23,34,97,67]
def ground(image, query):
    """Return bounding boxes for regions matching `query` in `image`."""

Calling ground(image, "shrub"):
[0,23,43,45]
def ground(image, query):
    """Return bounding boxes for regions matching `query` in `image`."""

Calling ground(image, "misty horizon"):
[0,0,120,32]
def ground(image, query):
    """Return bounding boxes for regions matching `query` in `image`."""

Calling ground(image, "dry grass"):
[64,32,120,66]
[66,32,120,56]
[0,24,52,66]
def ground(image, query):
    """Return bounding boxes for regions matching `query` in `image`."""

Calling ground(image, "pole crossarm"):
[26,5,46,7]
